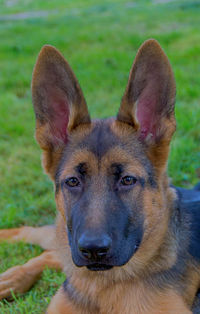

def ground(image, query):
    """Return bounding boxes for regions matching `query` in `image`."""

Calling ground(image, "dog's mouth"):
[86,264,113,271]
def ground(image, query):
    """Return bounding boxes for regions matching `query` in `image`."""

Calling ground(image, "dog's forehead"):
[75,119,144,157]
[56,119,155,177]
[78,119,125,158]
[66,119,143,165]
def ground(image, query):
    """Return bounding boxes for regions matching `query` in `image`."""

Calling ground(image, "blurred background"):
[0,0,200,312]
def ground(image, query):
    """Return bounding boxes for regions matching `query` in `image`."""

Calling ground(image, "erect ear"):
[32,45,91,177]
[117,39,176,169]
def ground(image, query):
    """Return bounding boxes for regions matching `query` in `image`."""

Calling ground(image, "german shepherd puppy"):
[0,39,200,313]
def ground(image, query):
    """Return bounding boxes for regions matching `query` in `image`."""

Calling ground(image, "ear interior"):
[34,84,70,148]
[117,39,176,169]
[32,45,90,150]
[118,39,176,144]
[32,45,91,177]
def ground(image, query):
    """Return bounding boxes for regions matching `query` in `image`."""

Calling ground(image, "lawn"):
[0,0,200,312]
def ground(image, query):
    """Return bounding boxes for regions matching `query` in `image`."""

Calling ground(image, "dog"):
[0,39,200,313]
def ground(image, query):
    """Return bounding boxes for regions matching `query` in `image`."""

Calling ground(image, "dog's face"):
[32,40,176,273]
[55,120,147,270]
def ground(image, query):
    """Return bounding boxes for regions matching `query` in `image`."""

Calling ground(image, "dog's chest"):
[96,283,191,314]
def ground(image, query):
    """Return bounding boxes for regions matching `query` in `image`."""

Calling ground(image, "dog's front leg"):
[0,250,62,300]
[0,225,56,250]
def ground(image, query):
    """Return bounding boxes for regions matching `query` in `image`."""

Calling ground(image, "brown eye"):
[65,177,80,187]
[120,176,137,186]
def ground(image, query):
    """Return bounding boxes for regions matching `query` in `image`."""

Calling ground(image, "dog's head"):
[32,40,176,274]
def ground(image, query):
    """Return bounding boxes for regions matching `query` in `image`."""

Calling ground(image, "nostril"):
[96,247,109,257]
[79,248,92,259]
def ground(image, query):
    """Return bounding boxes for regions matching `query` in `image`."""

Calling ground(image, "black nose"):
[78,233,112,261]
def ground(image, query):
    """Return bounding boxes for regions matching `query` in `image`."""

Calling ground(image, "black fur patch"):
[192,290,200,314]
[79,120,120,160]
[176,186,200,262]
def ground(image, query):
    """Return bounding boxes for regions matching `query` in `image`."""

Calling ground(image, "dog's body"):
[0,40,200,313]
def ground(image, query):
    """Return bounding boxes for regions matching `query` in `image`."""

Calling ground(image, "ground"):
[0,0,200,312]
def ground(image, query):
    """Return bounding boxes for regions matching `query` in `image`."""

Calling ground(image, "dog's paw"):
[0,265,36,300]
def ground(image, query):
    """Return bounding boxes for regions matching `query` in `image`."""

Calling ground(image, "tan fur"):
[48,279,191,314]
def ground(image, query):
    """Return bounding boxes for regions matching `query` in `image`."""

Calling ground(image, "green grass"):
[0,0,200,312]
